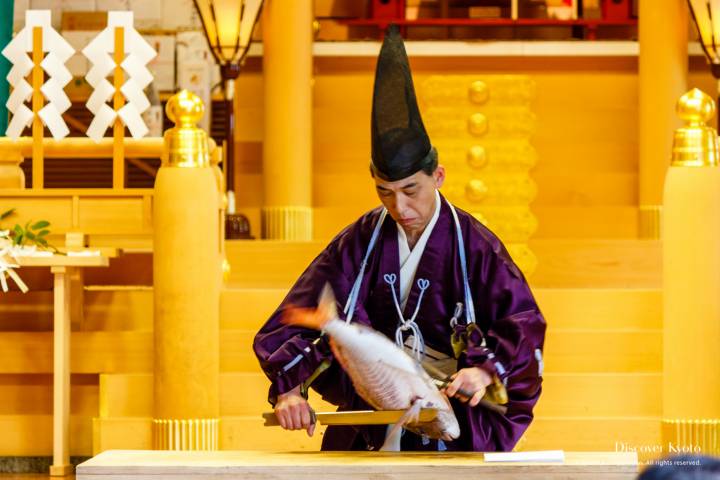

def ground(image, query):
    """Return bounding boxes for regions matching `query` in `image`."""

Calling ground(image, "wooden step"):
[536,288,661,330]
[92,416,323,455]
[532,206,639,238]
[0,291,54,331]
[220,288,285,330]
[313,206,641,241]
[92,414,660,459]
[83,286,154,331]
[0,252,152,292]
[536,373,661,417]
[0,374,98,416]
[531,239,660,288]
[531,171,637,207]
[0,331,153,374]
[313,171,639,211]
[518,416,660,460]
[224,239,660,288]
[0,328,660,375]
[543,329,661,373]
[221,287,663,332]
[91,416,153,454]
[0,330,266,374]
[0,286,662,332]
[0,373,660,455]
[0,330,255,374]
[99,374,151,418]
[0,287,285,332]
[100,373,333,418]
[224,240,324,288]
[0,238,658,295]
[217,328,662,374]
[249,202,639,243]
[99,371,660,418]
[0,287,156,332]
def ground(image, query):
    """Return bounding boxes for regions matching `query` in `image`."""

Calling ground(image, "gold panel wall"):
[419,75,538,275]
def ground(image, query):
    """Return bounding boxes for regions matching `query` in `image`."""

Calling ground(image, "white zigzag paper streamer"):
[1,10,74,140]
[82,11,156,142]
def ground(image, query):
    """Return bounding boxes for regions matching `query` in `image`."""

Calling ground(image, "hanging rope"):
[384,274,429,362]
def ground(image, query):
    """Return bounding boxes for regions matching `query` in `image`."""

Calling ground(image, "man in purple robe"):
[253,25,546,452]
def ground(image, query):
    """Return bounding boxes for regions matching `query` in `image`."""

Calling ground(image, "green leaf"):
[2,215,52,248]
[0,208,15,220]
[31,220,49,230]
[12,224,23,245]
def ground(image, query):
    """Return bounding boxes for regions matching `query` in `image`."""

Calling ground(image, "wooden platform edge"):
[76,450,639,479]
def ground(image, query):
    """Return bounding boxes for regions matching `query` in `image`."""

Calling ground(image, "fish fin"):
[381,424,402,452]
[281,306,323,330]
[280,284,338,330]
[380,400,423,452]
[318,283,338,319]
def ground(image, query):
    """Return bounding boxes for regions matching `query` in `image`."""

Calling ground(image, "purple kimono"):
[253,193,546,451]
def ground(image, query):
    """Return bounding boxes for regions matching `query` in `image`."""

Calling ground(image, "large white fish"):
[282,284,460,450]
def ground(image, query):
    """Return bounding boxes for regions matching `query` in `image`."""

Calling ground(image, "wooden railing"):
[0,137,222,249]
[0,137,164,190]
[0,136,220,189]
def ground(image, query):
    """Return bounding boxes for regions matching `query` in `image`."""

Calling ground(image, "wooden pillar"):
[50,266,72,476]
[638,0,688,238]
[662,89,720,456]
[31,26,44,190]
[153,91,221,450]
[261,0,314,240]
[112,27,125,190]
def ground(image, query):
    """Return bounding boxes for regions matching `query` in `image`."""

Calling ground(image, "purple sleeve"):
[252,217,375,405]
[461,232,546,451]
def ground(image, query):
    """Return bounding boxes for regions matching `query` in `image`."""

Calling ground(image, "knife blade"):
[263,408,439,427]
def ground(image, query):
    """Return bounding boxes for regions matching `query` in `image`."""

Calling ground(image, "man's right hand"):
[274,385,316,436]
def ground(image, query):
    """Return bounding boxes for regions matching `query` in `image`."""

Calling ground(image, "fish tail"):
[281,283,338,330]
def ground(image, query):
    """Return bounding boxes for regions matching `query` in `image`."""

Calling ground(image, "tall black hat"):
[370,25,436,182]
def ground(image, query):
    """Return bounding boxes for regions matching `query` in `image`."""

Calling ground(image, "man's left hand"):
[444,367,494,407]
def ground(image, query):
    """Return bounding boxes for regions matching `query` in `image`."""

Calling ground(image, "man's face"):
[374,166,446,234]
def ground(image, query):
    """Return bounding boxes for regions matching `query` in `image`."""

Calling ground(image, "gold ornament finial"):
[162,90,210,168]
[166,89,205,127]
[676,88,715,127]
[671,88,719,167]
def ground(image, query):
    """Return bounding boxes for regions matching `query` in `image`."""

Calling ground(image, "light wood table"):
[16,253,112,476]
[76,450,639,479]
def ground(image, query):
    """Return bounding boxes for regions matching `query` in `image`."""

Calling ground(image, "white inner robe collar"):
[396,189,441,309]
